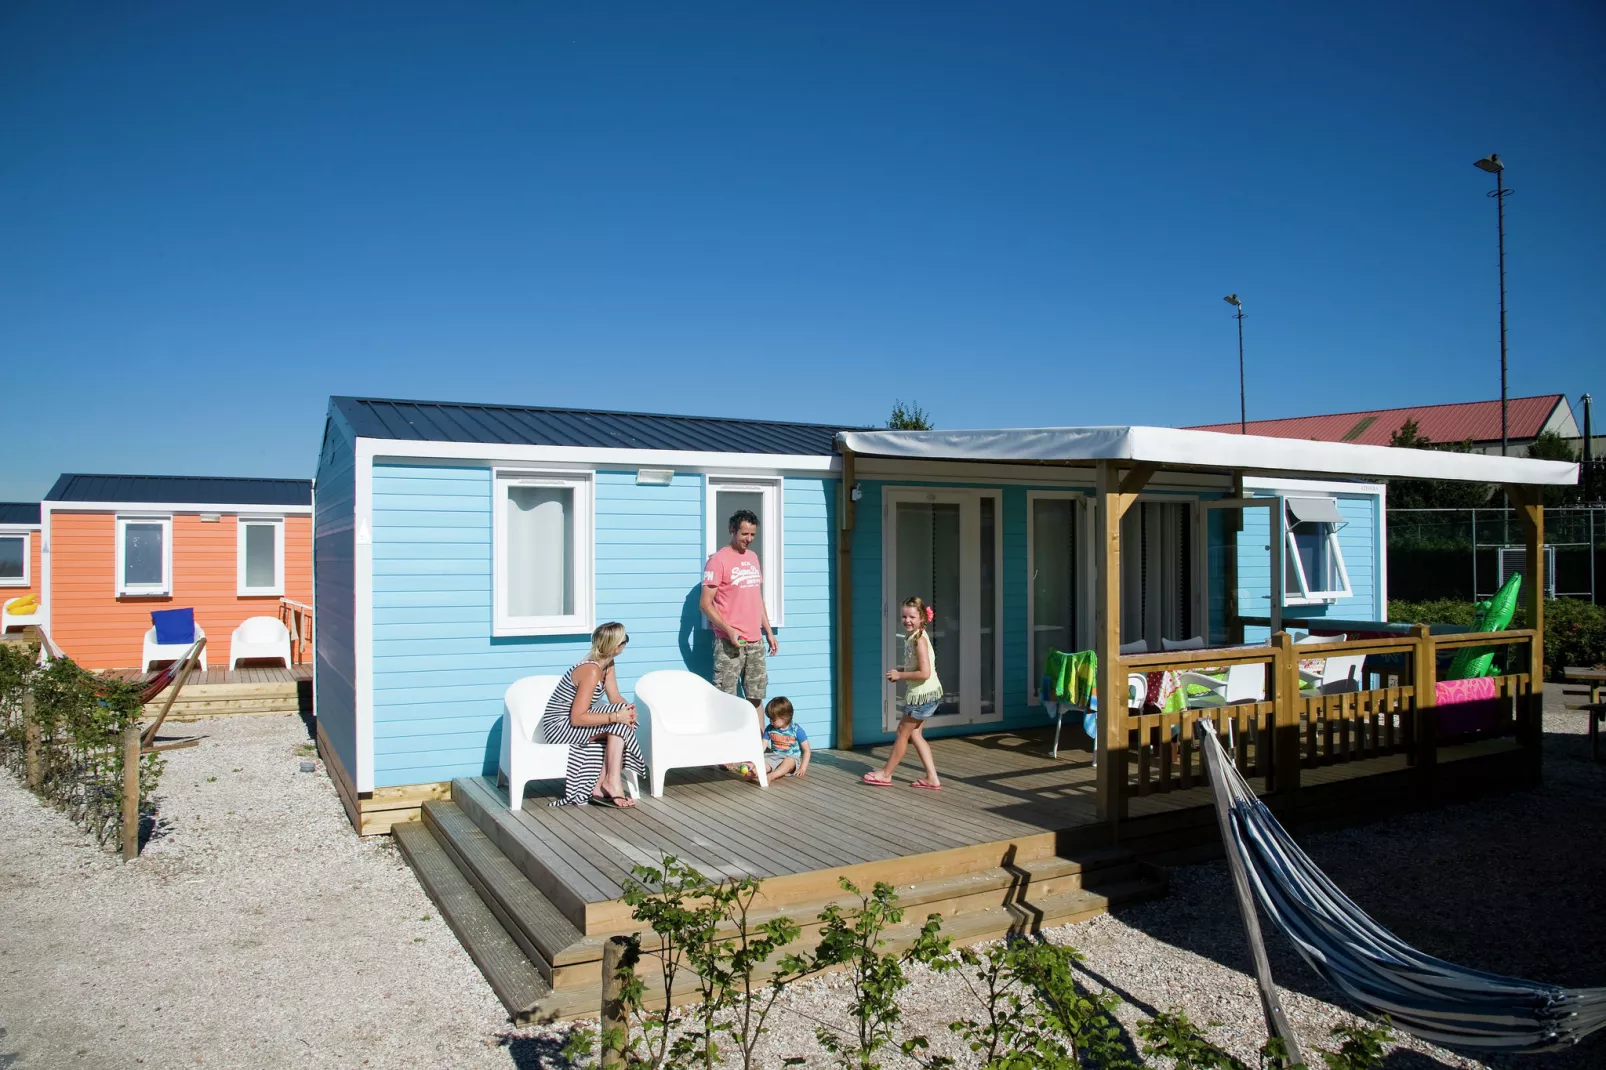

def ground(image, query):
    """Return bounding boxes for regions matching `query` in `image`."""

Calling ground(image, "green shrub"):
[1391,597,1606,676]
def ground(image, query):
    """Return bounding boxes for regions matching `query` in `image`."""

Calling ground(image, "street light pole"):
[1224,294,1246,433]
[1475,154,1512,455]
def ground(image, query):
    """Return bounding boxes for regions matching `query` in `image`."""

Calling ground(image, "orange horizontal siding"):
[49,512,312,670]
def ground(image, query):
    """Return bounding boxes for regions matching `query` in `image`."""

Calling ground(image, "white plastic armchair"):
[1308,654,1365,695]
[1181,663,1269,708]
[229,615,292,669]
[634,669,768,797]
[499,675,642,812]
[3,597,44,634]
[142,625,207,672]
[1293,634,1364,694]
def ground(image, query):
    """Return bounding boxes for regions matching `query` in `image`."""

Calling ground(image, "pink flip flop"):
[861,771,893,786]
[911,779,943,791]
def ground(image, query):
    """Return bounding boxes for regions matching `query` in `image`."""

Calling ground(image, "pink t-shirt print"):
[704,546,764,642]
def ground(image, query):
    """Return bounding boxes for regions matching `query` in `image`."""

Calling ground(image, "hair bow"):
[925,606,935,622]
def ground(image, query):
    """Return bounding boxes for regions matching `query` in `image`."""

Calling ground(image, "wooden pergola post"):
[1506,484,1545,771]
[1094,460,1154,835]
[835,447,857,750]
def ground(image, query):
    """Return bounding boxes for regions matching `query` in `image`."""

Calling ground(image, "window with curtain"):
[117,516,172,596]
[1029,496,1078,702]
[1120,501,1193,648]
[705,477,783,624]
[237,519,283,595]
[495,473,592,635]
[0,534,25,585]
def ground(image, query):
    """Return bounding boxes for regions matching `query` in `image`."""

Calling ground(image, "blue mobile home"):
[313,399,1389,832]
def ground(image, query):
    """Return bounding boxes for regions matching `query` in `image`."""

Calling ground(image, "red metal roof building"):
[1187,394,1579,455]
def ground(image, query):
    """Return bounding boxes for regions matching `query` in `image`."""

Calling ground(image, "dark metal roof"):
[45,474,312,506]
[331,396,861,456]
[0,502,41,525]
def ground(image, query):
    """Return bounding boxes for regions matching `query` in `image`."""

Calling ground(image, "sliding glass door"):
[882,489,1001,731]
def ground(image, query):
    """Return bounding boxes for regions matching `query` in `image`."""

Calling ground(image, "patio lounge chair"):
[229,615,292,669]
[633,669,768,797]
[499,675,643,812]
[3,596,43,634]
[142,615,207,672]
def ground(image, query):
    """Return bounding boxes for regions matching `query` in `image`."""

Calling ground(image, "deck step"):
[421,800,587,981]
[527,867,1170,1021]
[393,821,551,1024]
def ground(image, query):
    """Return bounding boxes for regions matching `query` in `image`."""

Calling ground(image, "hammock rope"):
[1200,726,1606,1053]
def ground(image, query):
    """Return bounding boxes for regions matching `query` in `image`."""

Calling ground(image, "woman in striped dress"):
[540,622,647,807]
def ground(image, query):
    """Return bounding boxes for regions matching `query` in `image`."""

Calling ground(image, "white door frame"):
[880,487,1003,732]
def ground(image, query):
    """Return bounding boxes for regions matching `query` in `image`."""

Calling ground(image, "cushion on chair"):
[152,608,196,645]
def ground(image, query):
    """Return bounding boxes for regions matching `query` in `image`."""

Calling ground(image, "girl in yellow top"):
[862,596,944,790]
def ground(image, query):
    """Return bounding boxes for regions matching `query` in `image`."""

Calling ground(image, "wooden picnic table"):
[1563,667,1606,761]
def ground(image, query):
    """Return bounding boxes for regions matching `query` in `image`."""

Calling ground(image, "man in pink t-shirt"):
[700,509,778,707]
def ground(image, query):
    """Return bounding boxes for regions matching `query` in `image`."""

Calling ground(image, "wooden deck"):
[109,664,312,719]
[396,723,1532,1022]
[457,725,1527,920]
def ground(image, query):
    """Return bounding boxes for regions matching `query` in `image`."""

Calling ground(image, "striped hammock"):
[1200,728,1606,1053]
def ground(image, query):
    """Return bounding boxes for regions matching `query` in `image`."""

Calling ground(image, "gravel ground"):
[1,687,1601,1069]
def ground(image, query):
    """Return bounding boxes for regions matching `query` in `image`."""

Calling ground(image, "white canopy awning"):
[836,426,1578,486]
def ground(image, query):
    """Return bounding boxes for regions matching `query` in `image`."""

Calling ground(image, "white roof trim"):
[360,437,840,473]
[40,501,312,515]
[837,426,1578,486]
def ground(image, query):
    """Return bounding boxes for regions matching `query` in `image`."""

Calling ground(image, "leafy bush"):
[0,643,160,851]
[1391,597,1606,675]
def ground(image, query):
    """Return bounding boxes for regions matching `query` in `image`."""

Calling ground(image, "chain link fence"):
[1389,506,1604,604]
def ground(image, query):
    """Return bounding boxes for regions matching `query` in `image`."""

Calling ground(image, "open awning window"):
[1285,496,1347,527]
[1283,496,1352,604]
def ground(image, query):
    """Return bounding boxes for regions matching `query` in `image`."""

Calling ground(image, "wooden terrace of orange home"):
[382,424,1578,1023]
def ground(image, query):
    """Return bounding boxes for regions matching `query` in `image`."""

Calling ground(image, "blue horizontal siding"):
[313,419,357,781]
[367,464,837,788]
[1239,492,1381,639]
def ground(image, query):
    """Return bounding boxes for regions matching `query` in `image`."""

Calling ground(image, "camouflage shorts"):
[713,638,767,706]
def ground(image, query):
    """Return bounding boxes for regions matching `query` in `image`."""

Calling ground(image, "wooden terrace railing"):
[1110,626,1540,817]
[279,598,314,665]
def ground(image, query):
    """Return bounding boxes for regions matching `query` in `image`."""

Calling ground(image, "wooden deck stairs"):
[395,773,1169,1025]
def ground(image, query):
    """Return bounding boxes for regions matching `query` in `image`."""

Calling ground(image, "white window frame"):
[1025,491,1084,707]
[237,516,286,596]
[1283,498,1352,605]
[704,476,784,626]
[115,515,173,597]
[0,530,29,587]
[493,469,594,637]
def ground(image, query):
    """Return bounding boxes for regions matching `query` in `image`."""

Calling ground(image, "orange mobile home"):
[42,475,312,670]
[1,502,43,631]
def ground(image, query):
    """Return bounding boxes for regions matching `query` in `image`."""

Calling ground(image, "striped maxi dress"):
[539,659,647,806]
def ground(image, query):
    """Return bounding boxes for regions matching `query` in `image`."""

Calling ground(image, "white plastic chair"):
[1119,639,1150,655]
[1160,635,1207,651]
[229,615,292,669]
[1308,654,1366,695]
[499,675,643,811]
[1181,663,1269,708]
[1293,634,1363,694]
[2,596,43,634]
[633,669,769,797]
[142,625,207,672]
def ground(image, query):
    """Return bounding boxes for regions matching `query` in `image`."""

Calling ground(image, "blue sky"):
[2,2,1602,501]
